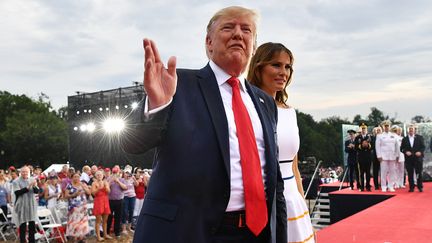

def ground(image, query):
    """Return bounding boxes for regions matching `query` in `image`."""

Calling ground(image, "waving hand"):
[143,38,177,110]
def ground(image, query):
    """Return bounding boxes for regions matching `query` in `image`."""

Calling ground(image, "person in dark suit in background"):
[122,6,286,243]
[355,123,373,192]
[430,137,432,152]
[345,129,359,190]
[400,124,426,192]
[371,126,382,190]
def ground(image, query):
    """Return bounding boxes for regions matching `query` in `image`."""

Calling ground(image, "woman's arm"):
[132,177,139,186]
[116,178,127,190]
[293,155,305,198]
[91,181,100,195]
[104,181,111,193]
[64,186,75,199]
[44,186,50,199]
[82,183,91,196]
[14,187,29,197]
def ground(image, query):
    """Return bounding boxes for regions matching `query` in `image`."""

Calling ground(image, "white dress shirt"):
[145,61,267,212]
[409,135,415,148]
[209,61,267,212]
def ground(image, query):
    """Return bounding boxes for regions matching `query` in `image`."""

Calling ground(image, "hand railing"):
[305,160,322,198]
[338,167,349,190]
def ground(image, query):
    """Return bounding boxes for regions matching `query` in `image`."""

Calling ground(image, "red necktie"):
[227,77,268,236]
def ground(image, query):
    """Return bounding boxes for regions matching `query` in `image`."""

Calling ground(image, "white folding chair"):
[37,208,65,243]
[0,207,17,241]
[86,202,96,235]
[53,202,68,227]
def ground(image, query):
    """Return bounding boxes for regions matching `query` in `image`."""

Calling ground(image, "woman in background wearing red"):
[91,170,111,241]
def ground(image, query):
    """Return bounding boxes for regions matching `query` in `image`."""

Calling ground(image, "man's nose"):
[232,25,243,39]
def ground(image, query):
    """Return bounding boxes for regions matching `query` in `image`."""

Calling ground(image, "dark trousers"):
[19,221,35,243]
[348,162,359,189]
[406,158,423,190]
[212,224,270,243]
[122,196,136,224]
[358,159,372,190]
[372,158,380,189]
[0,205,7,222]
[107,199,123,236]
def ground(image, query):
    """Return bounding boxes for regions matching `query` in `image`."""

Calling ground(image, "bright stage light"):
[131,102,138,110]
[86,122,96,132]
[79,124,87,132]
[103,118,125,133]
[115,105,119,110]
[73,127,78,131]
[99,107,103,111]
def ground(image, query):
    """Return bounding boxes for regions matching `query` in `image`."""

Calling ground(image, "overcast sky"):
[1,0,431,122]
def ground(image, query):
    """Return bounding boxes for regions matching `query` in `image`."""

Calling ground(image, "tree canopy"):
[0,91,68,169]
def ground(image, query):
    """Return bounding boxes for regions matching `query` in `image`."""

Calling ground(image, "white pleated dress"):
[277,107,315,243]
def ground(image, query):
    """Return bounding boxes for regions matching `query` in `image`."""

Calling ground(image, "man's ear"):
[206,35,212,53]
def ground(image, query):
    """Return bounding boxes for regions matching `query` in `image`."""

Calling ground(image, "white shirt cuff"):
[144,97,173,115]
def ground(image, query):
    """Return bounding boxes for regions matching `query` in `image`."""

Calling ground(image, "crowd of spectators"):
[0,163,151,243]
[319,166,344,184]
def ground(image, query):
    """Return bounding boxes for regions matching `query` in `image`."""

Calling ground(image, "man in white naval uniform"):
[375,120,400,192]
[391,125,405,189]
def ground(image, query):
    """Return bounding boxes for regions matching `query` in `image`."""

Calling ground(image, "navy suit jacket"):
[122,64,287,243]
[344,139,357,165]
[400,134,426,162]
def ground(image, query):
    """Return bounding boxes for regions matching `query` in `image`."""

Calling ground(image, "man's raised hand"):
[143,38,177,110]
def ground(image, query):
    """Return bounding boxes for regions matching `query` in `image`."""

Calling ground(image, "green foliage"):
[411,115,431,123]
[367,107,388,127]
[297,112,351,167]
[352,114,362,124]
[0,91,68,168]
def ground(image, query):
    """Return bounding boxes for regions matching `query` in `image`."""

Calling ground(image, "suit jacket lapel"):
[197,65,230,175]
[245,82,277,189]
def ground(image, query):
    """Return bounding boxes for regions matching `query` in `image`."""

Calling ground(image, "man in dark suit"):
[344,129,359,190]
[355,123,373,191]
[400,124,426,192]
[430,137,432,152]
[122,6,286,243]
[371,126,382,190]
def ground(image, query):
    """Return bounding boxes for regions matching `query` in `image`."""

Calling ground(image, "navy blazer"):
[400,134,426,162]
[344,139,357,165]
[122,64,287,243]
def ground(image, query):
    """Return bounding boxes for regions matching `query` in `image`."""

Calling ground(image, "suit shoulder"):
[177,68,200,79]
[249,84,274,103]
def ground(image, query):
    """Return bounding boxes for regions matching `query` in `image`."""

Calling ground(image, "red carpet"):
[317,182,432,243]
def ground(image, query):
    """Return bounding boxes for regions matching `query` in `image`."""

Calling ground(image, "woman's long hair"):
[247,42,294,106]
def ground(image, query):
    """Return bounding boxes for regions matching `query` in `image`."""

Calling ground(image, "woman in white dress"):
[248,42,315,243]
[45,175,61,209]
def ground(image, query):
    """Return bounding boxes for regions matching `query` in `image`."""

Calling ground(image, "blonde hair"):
[206,6,259,57]
[206,6,259,34]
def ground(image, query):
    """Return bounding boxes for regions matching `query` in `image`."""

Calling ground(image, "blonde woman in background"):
[91,170,111,241]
